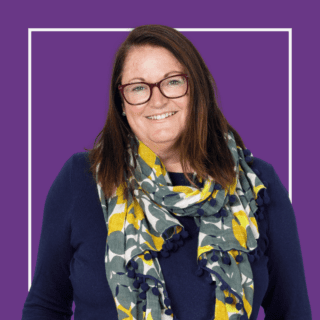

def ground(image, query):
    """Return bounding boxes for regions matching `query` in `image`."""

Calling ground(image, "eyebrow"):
[127,71,183,84]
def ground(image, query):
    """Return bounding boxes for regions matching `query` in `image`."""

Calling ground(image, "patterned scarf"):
[96,131,267,320]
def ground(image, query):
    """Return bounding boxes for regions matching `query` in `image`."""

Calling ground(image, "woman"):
[22,25,312,320]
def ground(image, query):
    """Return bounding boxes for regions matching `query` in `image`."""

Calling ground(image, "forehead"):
[122,46,184,82]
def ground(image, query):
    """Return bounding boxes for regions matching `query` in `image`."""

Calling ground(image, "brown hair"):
[85,25,250,201]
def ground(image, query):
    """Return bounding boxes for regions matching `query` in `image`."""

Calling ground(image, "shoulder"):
[58,151,89,174]
[250,157,276,179]
[250,156,291,219]
[56,152,95,193]
[251,157,293,230]
[250,157,288,196]
[63,151,91,176]
[44,153,92,225]
[67,151,90,168]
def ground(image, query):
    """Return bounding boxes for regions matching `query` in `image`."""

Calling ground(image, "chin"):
[150,133,179,143]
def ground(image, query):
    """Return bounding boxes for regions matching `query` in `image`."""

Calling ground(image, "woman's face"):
[121,45,190,153]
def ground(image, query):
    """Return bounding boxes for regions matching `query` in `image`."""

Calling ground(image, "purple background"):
[1,1,318,319]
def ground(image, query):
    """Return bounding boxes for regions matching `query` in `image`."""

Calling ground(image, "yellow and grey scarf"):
[97,131,268,320]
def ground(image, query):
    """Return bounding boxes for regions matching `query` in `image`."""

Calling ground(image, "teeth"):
[147,112,176,120]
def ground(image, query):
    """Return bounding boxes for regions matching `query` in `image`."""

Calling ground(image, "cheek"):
[178,97,190,114]
[131,112,144,122]
[127,104,144,116]
[127,109,145,128]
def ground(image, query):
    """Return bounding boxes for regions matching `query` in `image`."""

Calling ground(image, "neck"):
[162,161,185,173]
[145,141,193,173]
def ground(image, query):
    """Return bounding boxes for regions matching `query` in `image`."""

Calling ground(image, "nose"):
[149,85,168,106]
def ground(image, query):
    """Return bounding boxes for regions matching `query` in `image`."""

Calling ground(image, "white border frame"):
[28,28,292,290]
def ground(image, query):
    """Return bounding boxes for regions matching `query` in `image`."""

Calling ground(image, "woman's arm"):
[255,160,312,319]
[22,155,75,320]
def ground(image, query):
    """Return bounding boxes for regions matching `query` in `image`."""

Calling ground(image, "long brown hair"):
[85,25,249,201]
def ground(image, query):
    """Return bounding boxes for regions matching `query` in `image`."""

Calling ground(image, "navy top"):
[22,152,312,320]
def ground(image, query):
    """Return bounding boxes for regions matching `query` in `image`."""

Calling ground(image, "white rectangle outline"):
[28,28,292,290]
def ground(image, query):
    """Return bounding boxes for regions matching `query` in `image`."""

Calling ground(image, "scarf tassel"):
[160,229,190,258]
[236,251,244,263]
[210,193,236,209]
[228,194,237,203]
[214,208,228,219]
[127,230,190,319]
[195,251,249,314]
[200,265,250,320]
[197,249,245,278]
[243,148,253,163]
[129,270,176,318]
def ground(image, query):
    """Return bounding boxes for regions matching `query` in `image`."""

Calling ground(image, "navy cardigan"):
[22,152,312,320]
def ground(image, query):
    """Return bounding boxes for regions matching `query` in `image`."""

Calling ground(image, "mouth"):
[145,111,178,121]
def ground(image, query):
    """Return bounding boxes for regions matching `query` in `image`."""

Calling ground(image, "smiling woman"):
[88,25,246,200]
[120,46,191,172]
[22,25,312,320]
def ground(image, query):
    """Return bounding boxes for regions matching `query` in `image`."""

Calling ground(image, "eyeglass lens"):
[123,75,187,105]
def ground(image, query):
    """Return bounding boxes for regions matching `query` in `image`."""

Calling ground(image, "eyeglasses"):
[118,74,189,106]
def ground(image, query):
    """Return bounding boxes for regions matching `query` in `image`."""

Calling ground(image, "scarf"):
[96,131,267,320]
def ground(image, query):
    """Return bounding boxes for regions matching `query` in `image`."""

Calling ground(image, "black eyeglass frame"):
[118,74,189,106]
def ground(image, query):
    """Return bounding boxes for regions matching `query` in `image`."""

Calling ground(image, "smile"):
[146,111,178,120]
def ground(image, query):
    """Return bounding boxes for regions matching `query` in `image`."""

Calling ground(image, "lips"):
[146,111,178,121]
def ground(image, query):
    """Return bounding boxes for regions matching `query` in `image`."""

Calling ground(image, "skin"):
[121,45,193,172]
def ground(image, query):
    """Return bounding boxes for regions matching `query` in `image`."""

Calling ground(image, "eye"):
[168,80,181,86]
[163,76,185,87]
[131,85,146,92]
